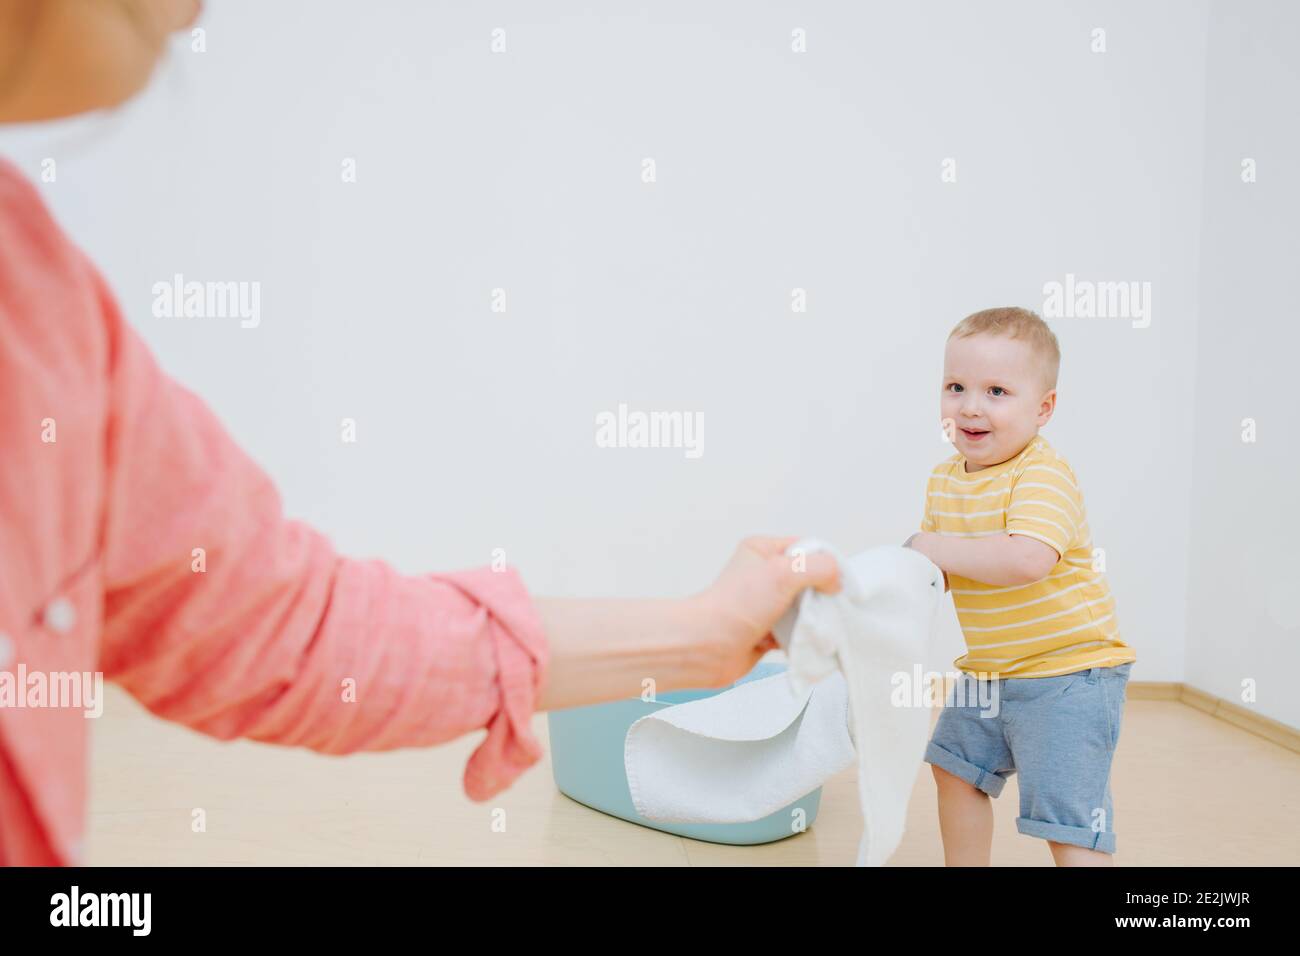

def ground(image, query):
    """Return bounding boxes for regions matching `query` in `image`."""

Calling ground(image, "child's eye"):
[989,386,1006,396]
[946,383,962,393]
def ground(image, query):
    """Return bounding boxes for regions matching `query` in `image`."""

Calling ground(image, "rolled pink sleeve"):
[92,264,550,801]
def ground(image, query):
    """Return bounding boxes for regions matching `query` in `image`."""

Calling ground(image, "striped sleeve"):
[1005,459,1083,558]
[920,473,937,532]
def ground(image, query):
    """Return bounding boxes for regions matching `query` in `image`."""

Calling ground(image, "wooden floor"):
[86,683,1300,866]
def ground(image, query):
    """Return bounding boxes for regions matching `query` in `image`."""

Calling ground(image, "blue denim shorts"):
[923,662,1133,854]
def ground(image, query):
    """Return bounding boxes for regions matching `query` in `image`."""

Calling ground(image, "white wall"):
[1187,1,1300,728]
[1,2,1231,701]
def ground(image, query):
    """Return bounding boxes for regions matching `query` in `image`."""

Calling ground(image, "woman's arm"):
[534,598,711,712]
[93,283,552,800]
[535,537,842,711]
[82,247,840,800]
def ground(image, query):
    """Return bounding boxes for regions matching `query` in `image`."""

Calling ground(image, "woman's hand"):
[688,535,841,687]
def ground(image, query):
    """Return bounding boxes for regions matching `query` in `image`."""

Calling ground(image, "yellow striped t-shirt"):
[921,434,1136,679]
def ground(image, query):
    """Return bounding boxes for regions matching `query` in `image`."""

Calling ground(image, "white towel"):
[624,540,943,866]
[776,540,944,865]
[624,669,856,826]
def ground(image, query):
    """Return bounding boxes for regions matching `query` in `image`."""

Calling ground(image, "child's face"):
[941,333,1055,470]
[0,0,201,123]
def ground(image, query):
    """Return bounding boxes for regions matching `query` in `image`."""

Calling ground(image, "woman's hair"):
[949,306,1061,393]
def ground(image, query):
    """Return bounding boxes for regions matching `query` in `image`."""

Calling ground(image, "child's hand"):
[689,536,841,687]
[904,530,938,562]
[905,532,949,591]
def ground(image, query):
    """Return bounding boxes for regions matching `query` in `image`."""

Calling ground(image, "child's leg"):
[1005,665,1131,862]
[932,764,994,866]
[1047,841,1113,867]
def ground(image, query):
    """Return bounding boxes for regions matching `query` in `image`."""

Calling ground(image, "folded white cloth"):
[776,540,944,866]
[624,540,943,866]
[624,669,856,825]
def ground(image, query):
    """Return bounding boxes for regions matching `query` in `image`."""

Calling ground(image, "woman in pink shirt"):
[0,1,840,865]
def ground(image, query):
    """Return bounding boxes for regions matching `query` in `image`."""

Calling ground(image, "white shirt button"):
[0,632,13,667]
[43,596,77,634]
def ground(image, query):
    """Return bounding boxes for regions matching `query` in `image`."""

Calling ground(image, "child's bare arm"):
[906,531,1056,587]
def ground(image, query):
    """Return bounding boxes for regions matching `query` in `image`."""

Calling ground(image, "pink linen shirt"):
[0,157,550,865]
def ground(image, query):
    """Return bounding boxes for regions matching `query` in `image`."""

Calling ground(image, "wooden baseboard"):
[1149,681,1300,754]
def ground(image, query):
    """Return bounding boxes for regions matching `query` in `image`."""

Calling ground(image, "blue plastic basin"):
[547,660,822,845]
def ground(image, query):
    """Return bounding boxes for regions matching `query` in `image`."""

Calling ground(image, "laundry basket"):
[547,660,823,845]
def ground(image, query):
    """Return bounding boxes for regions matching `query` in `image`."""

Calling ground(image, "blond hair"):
[948,307,1060,393]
